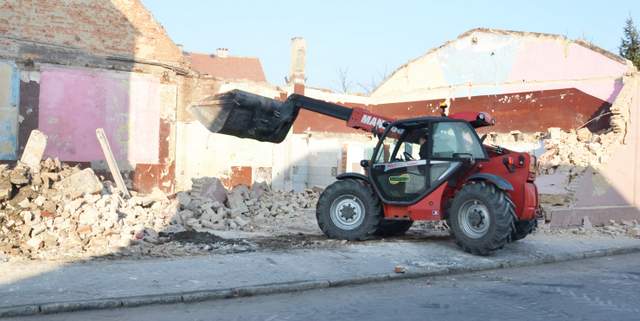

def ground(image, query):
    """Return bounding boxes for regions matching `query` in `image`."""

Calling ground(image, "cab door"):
[369,121,485,205]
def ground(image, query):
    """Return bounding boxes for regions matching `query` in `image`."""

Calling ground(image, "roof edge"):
[372,27,630,95]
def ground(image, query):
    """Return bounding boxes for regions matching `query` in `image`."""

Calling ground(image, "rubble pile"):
[173,182,319,233]
[0,159,320,261]
[537,127,621,176]
[539,219,640,239]
[485,126,622,177]
[0,159,177,260]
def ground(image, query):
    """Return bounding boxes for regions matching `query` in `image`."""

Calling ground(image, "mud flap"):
[189,89,300,143]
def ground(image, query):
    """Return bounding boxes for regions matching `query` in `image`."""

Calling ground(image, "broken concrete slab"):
[176,192,191,208]
[191,177,227,203]
[9,166,30,186]
[79,206,100,226]
[547,127,563,140]
[250,181,269,200]
[25,237,43,250]
[227,186,249,216]
[576,127,592,142]
[54,168,103,199]
[0,177,12,201]
[96,128,130,198]
[582,216,593,229]
[19,130,47,173]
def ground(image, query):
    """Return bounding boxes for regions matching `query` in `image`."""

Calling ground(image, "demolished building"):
[190,29,640,227]
[0,1,638,228]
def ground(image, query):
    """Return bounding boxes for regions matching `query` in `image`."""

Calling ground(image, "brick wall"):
[0,0,183,64]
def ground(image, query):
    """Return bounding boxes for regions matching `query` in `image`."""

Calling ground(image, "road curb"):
[2,244,640,317]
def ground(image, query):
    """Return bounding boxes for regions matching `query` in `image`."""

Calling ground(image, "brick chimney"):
[289,37,306,94]
[216,48,229,58]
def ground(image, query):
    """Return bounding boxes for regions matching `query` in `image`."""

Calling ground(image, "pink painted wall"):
[38,67,160,165]
[509,41,628,103]
[374,31,630,105]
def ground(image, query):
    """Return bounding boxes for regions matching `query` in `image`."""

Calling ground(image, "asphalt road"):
[7,253,640,321]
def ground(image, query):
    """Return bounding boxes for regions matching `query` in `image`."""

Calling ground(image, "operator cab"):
[366,117,488,205]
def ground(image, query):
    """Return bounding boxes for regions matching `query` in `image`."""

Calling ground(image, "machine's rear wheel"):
[447,181,514,255]
[375,220,414,237]
[511,219,537,241]
[316,179,382,240]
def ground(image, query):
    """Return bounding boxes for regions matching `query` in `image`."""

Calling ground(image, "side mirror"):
[360,159,370,168]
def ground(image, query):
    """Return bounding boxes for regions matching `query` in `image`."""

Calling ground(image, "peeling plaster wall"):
[0,61,19,160]
[0,0,186,193]
[175,79,379,192]
[37,66,163,168]
[549,74,640,226]
[175,80,283,190]
[174,122,373,192]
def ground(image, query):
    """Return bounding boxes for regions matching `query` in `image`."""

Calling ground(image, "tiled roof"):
[185,52,266,82]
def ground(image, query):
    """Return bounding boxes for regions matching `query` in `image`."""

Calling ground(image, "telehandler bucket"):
[189,89,299,143]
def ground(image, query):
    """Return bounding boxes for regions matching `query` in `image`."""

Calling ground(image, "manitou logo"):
[360,115,404,135]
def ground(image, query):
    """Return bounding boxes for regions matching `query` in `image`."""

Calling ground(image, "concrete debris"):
[191,177,227,203]
[394,265,407,273]
[485,126,626,210]
[608,74,636,136]
[20,130,48,173]
[54,168,103,199]
[10,165,30,186]
[488,127,622,180]
[0,164,320,261]
[543,219,640,238]
[582,216,593,230]
[177,178,319,235]
[537,127,621,176]
[576,127,592,142]
[628,227,640,238]
[227,185,249,215]
[96,128,130,198]
[0,177,12,201]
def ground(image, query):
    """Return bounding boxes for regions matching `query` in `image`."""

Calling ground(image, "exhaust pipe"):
[189,90,300,143]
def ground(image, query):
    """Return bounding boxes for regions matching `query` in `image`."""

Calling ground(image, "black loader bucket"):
[189,89,300,143]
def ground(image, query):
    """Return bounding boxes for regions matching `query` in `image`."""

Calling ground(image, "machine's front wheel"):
[316,179,383,240]
[447,181,514,255]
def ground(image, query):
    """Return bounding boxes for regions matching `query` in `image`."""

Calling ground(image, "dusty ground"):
[1,131,638,264]
[16,216,635,265]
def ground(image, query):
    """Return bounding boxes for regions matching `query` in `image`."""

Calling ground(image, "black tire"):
[447,181,514,256]
[511,219,537,241]
[316,179,383,240]
[375,220,414,237]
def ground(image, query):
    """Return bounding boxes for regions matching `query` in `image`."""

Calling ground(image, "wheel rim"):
[458,199,491,239]
[329,194,365,230]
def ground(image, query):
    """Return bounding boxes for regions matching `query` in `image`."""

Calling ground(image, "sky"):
[141,0,639,92]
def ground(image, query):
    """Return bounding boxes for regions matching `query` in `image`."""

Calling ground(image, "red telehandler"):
[191,90,539,255]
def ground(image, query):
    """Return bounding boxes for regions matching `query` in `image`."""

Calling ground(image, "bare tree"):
[335,67,353,94]
[357,66,389,95]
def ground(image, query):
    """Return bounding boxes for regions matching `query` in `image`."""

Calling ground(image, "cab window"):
[431,122,485,159]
